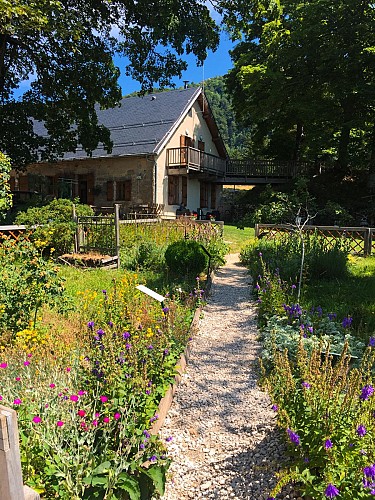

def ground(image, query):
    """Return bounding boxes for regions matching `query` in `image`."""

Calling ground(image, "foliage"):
[0,240,68,334]
[165,239,208,277]
[221,0,375,174]
[15,198,93,255]
[0,151,12,218]
[241,232,349,287]
[264,340,375,500]
[260,313,365,369]
[1,0,219,167]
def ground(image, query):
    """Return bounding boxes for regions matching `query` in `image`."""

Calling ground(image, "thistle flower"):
[357,425,367,437]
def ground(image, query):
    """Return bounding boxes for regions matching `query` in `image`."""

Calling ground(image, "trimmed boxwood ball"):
[165,239,208,276]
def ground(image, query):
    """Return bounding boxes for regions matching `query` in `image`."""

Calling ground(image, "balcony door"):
[180,135,193,165]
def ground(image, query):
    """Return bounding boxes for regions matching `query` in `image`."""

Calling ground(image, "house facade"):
[11,87,228,218]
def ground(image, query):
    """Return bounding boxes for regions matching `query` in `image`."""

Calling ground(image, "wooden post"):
[0,406,40,500]
[114,204,120,269]
[255,223,259,238]
[364,228,371,257]
[72,204,79,254]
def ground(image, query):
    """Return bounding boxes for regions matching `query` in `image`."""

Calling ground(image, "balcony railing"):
[166,147,226,176]
[226,159,310,178]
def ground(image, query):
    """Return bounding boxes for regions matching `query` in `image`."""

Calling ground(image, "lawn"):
[223,224,255,253]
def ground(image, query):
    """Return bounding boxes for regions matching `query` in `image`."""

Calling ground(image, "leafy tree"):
[0,0,219,168]
[0,152,12,218]
[219,0,375,174]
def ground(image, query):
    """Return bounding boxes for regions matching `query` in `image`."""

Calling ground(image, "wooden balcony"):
[223,159,310,184]
[166,147,226,177]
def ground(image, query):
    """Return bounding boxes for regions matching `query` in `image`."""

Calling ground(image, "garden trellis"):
[255,224,375,257]
[74,204,120,267]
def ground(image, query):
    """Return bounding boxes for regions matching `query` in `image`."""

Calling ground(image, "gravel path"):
[160,254,300,500]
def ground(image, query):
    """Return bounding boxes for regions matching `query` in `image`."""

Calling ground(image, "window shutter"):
[107,181,114,201]
[124,180,132,201]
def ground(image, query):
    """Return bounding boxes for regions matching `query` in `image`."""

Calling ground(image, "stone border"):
[149,269,215,436]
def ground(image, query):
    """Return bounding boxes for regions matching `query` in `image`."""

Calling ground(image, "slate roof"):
[35,87,203,160]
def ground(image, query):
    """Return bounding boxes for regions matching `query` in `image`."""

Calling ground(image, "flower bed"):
[0,271,205,498]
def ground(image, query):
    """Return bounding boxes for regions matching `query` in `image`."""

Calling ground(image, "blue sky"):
[117,30,235,95]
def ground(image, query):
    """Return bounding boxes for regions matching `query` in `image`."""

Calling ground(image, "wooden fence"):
[0,405,39,500]
[255,224,375,257]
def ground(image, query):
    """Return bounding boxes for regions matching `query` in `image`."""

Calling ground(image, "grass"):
[301,254,375,341]
[223,224,255,253]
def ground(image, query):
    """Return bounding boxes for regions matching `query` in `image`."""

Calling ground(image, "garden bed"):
[59,252,118,268]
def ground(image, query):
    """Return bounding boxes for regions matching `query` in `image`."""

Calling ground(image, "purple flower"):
[287,428,300,446]
[125,343,131,350]
[108,321,113,328]
[102,289,107,294]
[369,337,375,347]
[291,284,296,289]
[143,430,150,439]
[271,404,278,412]
[325,439,333,449]
[147,345,153,350]
[364,464,375,480]
[328,312,337,321]
[166,436,173,442]
[342,316,353,328]
[162,306,169,314]
[140,443,145,450]
[360,385,374,401]
[163,348,169,356]
[325,484,340,498]
[123,331,130,339]
[87,321,95,330]
[149,455,157,463]
[357,425,367,437]
[302,382,311,389]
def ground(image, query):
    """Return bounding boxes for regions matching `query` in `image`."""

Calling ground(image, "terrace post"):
[114,203,120,269]
[364,228,371,257]
[0,405,40,500]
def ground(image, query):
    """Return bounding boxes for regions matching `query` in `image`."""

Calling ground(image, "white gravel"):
[160,254,301,500]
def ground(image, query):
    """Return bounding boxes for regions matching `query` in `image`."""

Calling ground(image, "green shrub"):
[16,198,93,255]
[121,241,165,271]
[165,240,208,276]
[0,240,68,334]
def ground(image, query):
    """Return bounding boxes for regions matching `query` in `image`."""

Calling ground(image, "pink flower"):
[70,395,79,402]
[32,416,42,424]
[13,398,22,405]
[45,404,49,408]
[49,383,56,388]
[114,413,121,420]
[66,367,71,372]
[0,395,3,401]
[92,420,98,427]
[23,361,30,366]
[95,412,100,418]
[78,390,86,396]
[15,377,21,381]
[100,395,108,403]
[56,420,64,427]
[78,410,86,418]
[0,363,8,369]
[27,353,32,358]
[103,417,110,423]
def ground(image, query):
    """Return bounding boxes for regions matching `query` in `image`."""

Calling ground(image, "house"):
[11,87,228,218]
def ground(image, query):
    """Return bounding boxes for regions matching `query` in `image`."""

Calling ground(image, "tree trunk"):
[367,123,375,191]
[293,121,304,163]
[335,99,354,174]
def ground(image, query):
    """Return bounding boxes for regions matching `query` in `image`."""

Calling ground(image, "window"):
[116,180,131,201]
[168,176,179,205]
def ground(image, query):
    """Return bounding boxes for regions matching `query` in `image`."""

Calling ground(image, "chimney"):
[183,80,189,90]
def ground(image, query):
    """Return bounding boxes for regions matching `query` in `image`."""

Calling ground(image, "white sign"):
[136,285,165,303]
